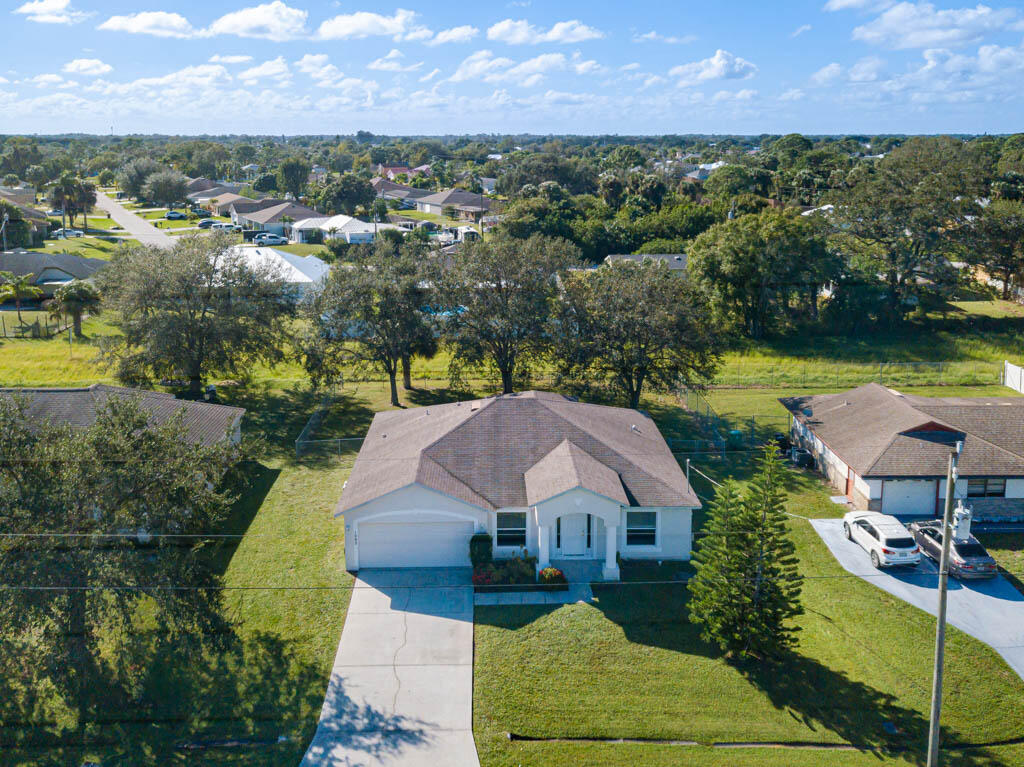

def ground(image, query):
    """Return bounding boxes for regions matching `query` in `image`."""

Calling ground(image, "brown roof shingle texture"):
[1,384,244,447]
[337,391,698,514]
[780,383,1024,477]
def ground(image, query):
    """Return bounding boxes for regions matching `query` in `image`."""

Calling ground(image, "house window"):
[626,511,657,546]
[496,511,527,547]
[967,478,1006,498]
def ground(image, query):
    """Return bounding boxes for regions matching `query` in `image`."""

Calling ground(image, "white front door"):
[560,514,588,556]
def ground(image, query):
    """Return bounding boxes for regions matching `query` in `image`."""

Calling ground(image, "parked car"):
[843,511,921,568]
[211,222,235,231]
[908,520,998,579]
[197,218,216,229]
[52,228,84,238]
[254,232,288,245]
[46,208,63,216]
[165,210,186,220]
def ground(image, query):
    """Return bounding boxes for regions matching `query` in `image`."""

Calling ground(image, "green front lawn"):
[975,533,1024,596]
[475,450,1024,766]
[37,236,137,261]
[273,243,330,258]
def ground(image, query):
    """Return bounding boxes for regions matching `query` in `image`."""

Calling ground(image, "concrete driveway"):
[94,191,175,249]
[811,518,1024,679]
[300,568,479,767]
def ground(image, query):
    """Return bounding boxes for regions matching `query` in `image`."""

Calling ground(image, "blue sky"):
[4,0,1024,135]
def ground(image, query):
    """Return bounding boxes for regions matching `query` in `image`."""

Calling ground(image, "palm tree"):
[0,272,43,325]
[50,172,78,233]
[51,279,101,337]
[75,180,96,233]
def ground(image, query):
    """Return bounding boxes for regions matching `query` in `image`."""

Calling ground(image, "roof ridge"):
[535,398,679,502]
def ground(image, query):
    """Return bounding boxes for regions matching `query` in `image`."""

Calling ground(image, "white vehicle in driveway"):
[842,511,921,569]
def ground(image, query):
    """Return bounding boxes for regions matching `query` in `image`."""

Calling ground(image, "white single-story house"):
[228,245,328,297]
[335,391,700,580]
[235,202,320,235]
[781,383,1024,521]
[289,214,401,244]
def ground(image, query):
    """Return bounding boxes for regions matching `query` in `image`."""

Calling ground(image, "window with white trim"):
[496,511,527,547]
[626,510,657,546]
[967,478,1005,498]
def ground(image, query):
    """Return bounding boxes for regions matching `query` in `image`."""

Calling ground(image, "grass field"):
[37,236,137,261]
[274,243,331,257]
[474,443,1024,767]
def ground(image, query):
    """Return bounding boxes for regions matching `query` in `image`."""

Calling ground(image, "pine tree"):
[688,447,803,659]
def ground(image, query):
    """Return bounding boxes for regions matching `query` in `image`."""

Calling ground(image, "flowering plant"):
[538,566,567,585]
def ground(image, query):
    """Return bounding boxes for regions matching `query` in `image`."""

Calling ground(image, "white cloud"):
[486,18,604,45]
[419,68,441,82]
[450,50,515,81]
[632,31,697,44]
[791,24,812,37]
[239,57,290,86]
[849,55,886,81]
[498,52,567,86]
[13,0,88,25]
[205,1,307,42]
[63,58,111,76]
[811,61,843,85]
[0,77,7,84]
[295,54,342,84]
[779,88,805,100]
[28,73,66,87]
[210,54,254,64]
[669,49,758,86]
[367,49,422,72]
[98,11,195,38]
[573,57,603,74]
[620,62,641,71]
[426,25,479,45]
[712,88,757,102]
[852,2,1021,50]
[316,9,429,41]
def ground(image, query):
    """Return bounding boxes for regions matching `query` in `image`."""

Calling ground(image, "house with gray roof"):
[781,383,1024,521]
[0,250,106,297]
[1,384,244,446]
[335,391,699,579]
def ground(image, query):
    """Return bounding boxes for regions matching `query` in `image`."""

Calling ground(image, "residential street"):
[812,518,1024,679]
[93,191,175,249]
[300,568,479,767]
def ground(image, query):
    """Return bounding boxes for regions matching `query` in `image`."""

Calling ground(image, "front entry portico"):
[534,489,621,581]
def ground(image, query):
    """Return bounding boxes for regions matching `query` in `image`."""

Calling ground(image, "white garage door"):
[358,519,474,568]
[883,480,937,515]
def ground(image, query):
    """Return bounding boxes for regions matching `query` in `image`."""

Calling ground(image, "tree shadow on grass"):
[732,650,1003,765]
[404,386,476,408]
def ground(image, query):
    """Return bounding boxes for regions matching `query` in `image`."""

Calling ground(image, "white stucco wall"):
[534,489,621,558]
[341,484,488,570]
[1007,479,1024,498]
[619,507,693,560]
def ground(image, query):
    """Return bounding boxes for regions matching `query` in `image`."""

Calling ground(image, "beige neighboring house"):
[782,383,1024,522]
[414,189,497,220]
[336,391,699,579]
[235,202,319,235]
[1,384,245,445]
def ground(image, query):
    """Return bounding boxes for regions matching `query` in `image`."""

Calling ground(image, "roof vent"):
[470,402,480,411]
[381,433,387,439]
[631,424,639,432]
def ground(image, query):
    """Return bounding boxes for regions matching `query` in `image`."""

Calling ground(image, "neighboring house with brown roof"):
[781,383,1024,521]
[0,384,244,446]
[335,391,699,578]
[234,202,320,235]
[370,177,433,208]
[207,193,257,216]
[414,189,497,219]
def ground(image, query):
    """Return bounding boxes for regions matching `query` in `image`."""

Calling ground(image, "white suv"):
[842,511,921,568]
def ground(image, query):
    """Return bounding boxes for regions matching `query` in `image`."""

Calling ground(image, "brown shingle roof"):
[780,383,1024,477]
[239,202,319,225]
[336,391,698,515]
[0,385,244,447]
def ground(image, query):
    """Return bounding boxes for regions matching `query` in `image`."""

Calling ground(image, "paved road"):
[812,518,1024,679]
[94,191,175,249]
[300,568,480,767]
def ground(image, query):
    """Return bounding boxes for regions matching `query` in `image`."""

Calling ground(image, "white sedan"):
[52,228,84,238]
[842,511,921,569]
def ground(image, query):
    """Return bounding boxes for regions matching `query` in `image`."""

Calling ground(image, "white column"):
[538,524,551,571]
[603,525,620,581]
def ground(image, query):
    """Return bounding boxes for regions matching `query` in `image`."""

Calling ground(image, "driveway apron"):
[812,518,1024,679]
[300,568,480,767]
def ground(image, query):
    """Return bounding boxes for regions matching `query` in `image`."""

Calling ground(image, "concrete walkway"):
[300,568,480,767]
[94,191,175,249]
[811,518,1024,679]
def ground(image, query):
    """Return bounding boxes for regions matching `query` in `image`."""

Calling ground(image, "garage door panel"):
[883,480,936,515]
[359,519,474,568]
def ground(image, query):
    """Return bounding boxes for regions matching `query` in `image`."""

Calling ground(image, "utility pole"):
[927,439,963,767]
[1,212,8,252]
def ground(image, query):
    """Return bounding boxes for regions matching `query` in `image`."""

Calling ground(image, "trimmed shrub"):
[538,566,567,585]
[469,532,493,568]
